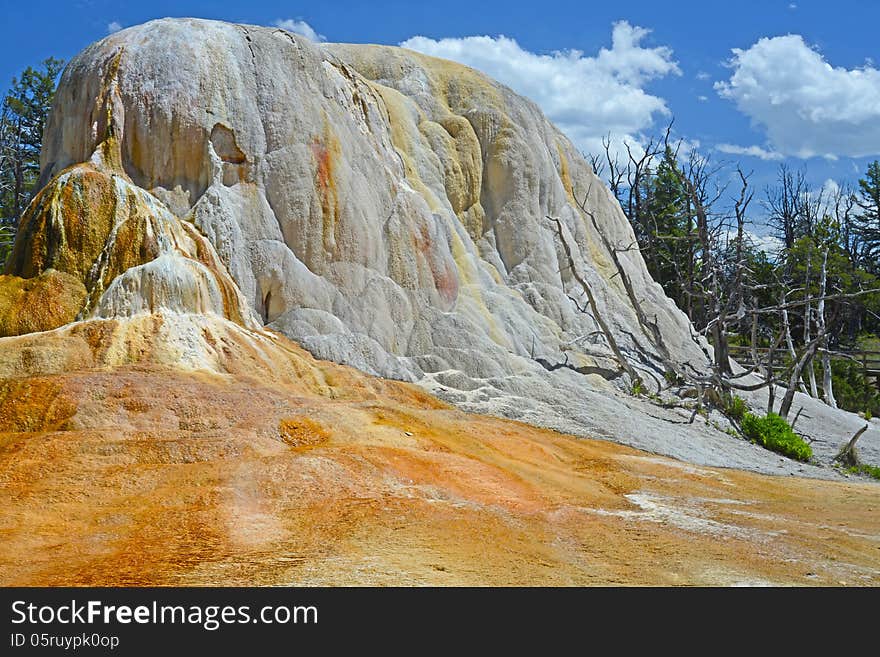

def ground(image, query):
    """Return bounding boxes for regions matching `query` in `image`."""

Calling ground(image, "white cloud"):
[273,19,325,42]
[727,228,783,255]
[788,3,797,9]
[682,138,701,152]
[715,34,880,159]
[696,71,711,81]
[400,21,680,157]
[107,21,123,34]
[748,231,784,255]
[820,178,840,198]
[697,95,708,102]
[716,143,784,161]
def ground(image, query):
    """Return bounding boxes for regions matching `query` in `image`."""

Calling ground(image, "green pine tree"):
[855,160,880,270]
[0,57,64,264]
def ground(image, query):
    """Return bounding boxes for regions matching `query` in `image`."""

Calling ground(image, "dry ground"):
[1,340,878,586]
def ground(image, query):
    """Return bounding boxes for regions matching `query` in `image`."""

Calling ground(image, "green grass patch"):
[849,463,880,480]
[740,412,812,462]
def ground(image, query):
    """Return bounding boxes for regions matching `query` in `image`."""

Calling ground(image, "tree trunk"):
[779,335,823,420]
[765,322,777,414]
[11,115,24,228]
[835,424,868,468]
[822,352,837,408]
[12,157,23,228]
[780,289,807,393]
[750,312,759,367]
[804,249,819,398]
[696,194,729,375]
[710,263,730,375]
[686,208,694,322]
[816,249,837,408]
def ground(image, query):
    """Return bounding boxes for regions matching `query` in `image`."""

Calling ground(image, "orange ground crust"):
[1,359,878,586]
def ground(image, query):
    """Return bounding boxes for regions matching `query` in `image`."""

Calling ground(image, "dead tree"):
[672,148,731,374]
[729,167,755,345]
[778,284,807,394]
[835,424,869,468]
[766,164,809,250]
[582,136,874,429]
[778,331,826,419]
[587,152,605,179]
[575,185,672,368]
[598,133,626,202]
[833,183,861,267]
[816,248,837,408]
[547,214,642,388]
[803,248,819,398]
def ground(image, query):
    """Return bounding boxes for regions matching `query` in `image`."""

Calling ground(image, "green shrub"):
[664,369,684,386]
[740,412,813,462]
[725,395,748,422]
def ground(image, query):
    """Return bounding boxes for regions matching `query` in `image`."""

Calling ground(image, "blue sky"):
[2,0,879,222]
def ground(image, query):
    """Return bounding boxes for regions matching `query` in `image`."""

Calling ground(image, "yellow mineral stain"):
[370,82,443,213]
[448,228,508,348]
[557,142,577,205]
[0,270,87,337]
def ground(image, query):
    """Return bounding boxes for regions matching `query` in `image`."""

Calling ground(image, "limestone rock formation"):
[23,19,706,451]
[37,18,706,382]
[3,17,878,472]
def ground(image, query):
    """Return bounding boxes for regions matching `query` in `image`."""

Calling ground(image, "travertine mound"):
[36,18,706,386]
[7,163,257,332]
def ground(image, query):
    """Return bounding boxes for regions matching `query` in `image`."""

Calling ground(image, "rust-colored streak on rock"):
[182,222,247,326]
[310,124,341,255]
[432,260,459,306]
[413,225,458,306]
[97,201,160,291]
[69,318,119,362]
